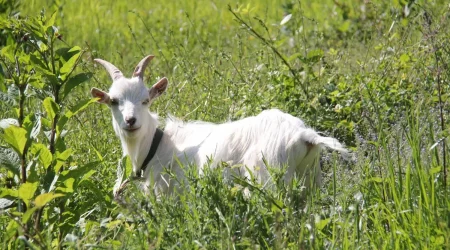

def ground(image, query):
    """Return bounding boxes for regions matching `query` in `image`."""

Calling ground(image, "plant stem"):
[18,85,27,184]
[15,55,27,188]
[133,11,170,70]
[424,11,447,187]
[435,55,447,188]
[49,86,60,156]
[228,5,310,99]
[15,54,28,233]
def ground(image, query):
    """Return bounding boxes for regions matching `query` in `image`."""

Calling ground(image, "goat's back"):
[165,109,345,184]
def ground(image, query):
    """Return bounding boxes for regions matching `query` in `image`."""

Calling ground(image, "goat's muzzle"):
[125,117,137,126]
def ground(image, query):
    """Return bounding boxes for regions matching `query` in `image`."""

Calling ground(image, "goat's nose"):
[125,117,136,126]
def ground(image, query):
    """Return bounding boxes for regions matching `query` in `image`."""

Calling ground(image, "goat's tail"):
[301,128,349,155]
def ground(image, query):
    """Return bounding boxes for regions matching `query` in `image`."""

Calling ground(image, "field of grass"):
[1,0,450,248]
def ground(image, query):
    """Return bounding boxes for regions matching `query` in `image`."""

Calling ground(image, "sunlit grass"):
[1,0,449,248]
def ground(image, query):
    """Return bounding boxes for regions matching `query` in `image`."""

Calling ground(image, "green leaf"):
[37,41,48,52]
[59,162,98,194]
[54,148,73,173]
[55,136,67,155]
[56,178,74,193]
[283,78,294,88]
[59,162,97,179]
[55,47,74,61]
[304,49,324,63]
[18,182,38,207]
[59,48,82,81]
[287,52,303,62]
[29,51,58,87]
[433,236,445,246]
[22,207,38,224]
[60,51,81,74]
[56,115,68,137]
[125,155,133,178]
[40,71,59,87]
[43,97,59,121]
[0,188,18,198]
[399,53,410,64]
[316,218,331,230]
[6,218,19,240]
[215,207,229,233]
[16,51,30,66]
[26,160,40,183]
[338,20,351,32]
[430,166,441,175]
[2,126,28,155]
[71,98,98,116]
[27,77,45,89]
[106,220,122,230]
[30,52,49,70]
[92,146,103,161]
[269,196,284,212]
[61,73,93,101]
[34,192,65,208]
[30,143,52,169]
[22,113,35,137]
[369,177,383,183]
[68,46,82,53]
[41,117,51,128]
[57,98,97,135]
[0,45,15,62]
[24,20,46,42]
[45,12,57,30]
[307,49,324,59]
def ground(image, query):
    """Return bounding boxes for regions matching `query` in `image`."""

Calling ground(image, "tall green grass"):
[1,0,449,248]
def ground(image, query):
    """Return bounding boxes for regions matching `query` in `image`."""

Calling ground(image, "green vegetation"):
[1,0,449,248]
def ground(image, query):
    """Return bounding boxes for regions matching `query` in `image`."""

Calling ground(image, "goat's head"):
[91,55,168,138]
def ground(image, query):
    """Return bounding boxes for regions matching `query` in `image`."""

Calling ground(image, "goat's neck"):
[114,112,158,174]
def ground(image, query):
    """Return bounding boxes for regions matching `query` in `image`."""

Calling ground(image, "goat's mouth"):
[124,127,140,132]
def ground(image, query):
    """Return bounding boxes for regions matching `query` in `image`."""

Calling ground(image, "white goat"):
[91,55,347,195]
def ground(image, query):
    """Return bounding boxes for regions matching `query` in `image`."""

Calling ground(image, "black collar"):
[138,128,164,177]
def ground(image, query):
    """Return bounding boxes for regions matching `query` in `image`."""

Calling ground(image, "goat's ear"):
[149,77,168,101]
[91,87,110,104]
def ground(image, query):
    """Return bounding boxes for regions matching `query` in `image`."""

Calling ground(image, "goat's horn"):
[94,59,124,81]
[133,55,155,79]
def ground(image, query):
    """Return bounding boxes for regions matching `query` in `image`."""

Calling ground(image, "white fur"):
[91,55,348,195]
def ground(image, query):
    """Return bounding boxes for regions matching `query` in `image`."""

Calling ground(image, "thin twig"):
[228,5,309,99]
[424,11,447,187]
[132,11,171,70]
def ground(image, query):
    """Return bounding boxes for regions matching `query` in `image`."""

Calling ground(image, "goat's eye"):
[110,99,119,105]
[142,99,150,105]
